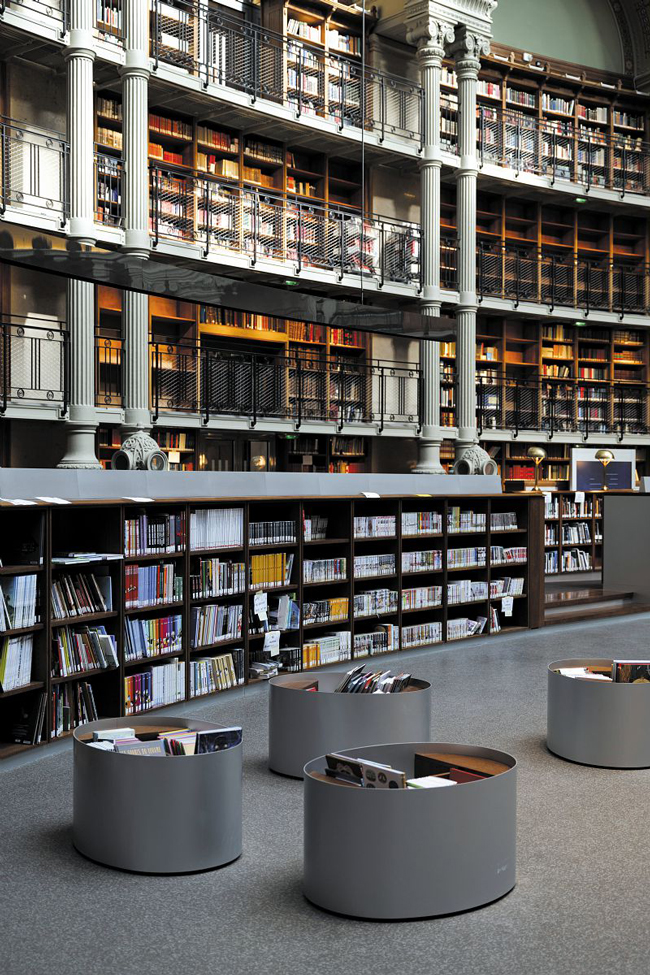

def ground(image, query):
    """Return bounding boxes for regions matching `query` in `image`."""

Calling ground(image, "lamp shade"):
[595,449,614,464]
[527,446,547,461]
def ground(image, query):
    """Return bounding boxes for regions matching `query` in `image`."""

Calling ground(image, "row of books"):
[124,564,182,609]
[491,547,527,565]
[448,580,488,605]
[303,516,328,542]
[447,616,488,640]
[190,507,243,551]
[0,635,33,691]
[402,585,442,611]
[303,631,352,670]
[124,615,182,661]
[189,559,245,598]
[448,508,487,533]
[303,596,349,625]
[190,604,243,648]
[491,577,525,597]
[355,589,398,618]
[0,574,39,631]
[89,727,241,756]
[354,554,396,579]
[334,666,411,694]
[303,557,346,584]
[197,125,239,152]
[491,512,519,531]
[51,572,111,620]
[250,593,300,634]
[562,525,592,544]
[402,511,442,536]
[149,114,192,139]
[402,622,442,649]
[251,553,294,589]
[402,550,443,573]
[354,626,399,657]
[250,520,297,545]
[124,660,186,715]
[447,547,486,569]
[354,515,396,539]
[190,651,244,697]
[53,625,118,678]
[52,682,96,739]
[124,512,187,556]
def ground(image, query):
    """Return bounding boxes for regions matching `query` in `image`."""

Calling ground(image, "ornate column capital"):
[450,25,491,71]
[405,3,455,58]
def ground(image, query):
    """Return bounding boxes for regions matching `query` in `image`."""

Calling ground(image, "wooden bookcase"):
[0,492,544,760]
[542,490,604,576]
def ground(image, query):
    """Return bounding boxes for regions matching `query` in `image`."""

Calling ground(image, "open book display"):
[553,660,650,682]
[83,725,242,755]
[317,749,511,788]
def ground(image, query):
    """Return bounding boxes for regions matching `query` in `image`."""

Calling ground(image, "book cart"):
[0,493,544,761]
[268,672,431,778]
[303,742,517,919]
[547,659,650,769]
[73,716,242,873]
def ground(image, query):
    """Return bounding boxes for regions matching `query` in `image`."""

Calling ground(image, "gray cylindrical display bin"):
[548,659,650,768]
[73,716,242,873]
[304,742,517,920]
[268,673,432,778]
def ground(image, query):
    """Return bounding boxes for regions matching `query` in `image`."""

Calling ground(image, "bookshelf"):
[0,493,544,759]
[542,490,603,576]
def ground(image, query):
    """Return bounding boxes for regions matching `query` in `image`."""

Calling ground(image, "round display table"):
[547,658,650,768]
[268,672,432,778]
[73,716,242,873]
[303,741,517,919]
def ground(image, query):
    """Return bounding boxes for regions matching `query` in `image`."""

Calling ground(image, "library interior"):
[2,0,650,973]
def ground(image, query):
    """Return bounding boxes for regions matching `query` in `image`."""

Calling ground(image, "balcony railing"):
[150,165,421,288]
[476,241,648,315]
[151,344,422,430]
[0,316,69,413]
[95,151,122,227]
[0,0,69,33]
[476,373,650,440]
[150,0,423,146]
[95,0,123,42]
[478,105,650,197]
[0,117,68,222]
[96,335,122,407]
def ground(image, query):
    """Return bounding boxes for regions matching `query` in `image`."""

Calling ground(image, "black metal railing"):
[95,152,122,226]
[150,343,422,430]
[0,117,69,222]
[478,105,650,196]
[149,164,421,288]
[476,373,650,440]
[95,335,122,407]
[95,0,123,41]
[0,317,69,414]
[0,0,69,34]
[150,0,423,145]
[474,241,648,315]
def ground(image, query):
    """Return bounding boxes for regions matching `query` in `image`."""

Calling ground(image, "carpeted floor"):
[2,615,649,975]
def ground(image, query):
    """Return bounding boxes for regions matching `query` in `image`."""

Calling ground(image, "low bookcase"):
[0,493,544,760]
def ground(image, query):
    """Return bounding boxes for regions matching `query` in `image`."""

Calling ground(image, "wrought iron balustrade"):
[150,0,423,145]
[95,0,123,41]
[0,316,69,413]
[0,0,69,32]
[476,372,650,440]
[149,164,420,288]
[478,105,650,196]
[150,343,422,430]
[95,152,122,226]
[476,240,649,314]
[95,335,122,407]
[0,117,69,222]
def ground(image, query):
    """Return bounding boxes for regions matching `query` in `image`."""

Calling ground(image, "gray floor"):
[2,615,650,975]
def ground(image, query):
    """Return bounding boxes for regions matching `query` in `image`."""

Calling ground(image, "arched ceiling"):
[604,1,650,82]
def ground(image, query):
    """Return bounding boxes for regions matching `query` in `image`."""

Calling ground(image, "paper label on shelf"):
[502,596,514,617]
[254,591,268,620]
[361,492,380,499]
[263,630,280,656]
[35,496,71,505]
[123,497,155,503]
[574,491,585,504]
[0,498,37,506]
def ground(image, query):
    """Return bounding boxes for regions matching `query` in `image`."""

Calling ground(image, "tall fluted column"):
[406,7,454,474]
[58,0,101,468]
[452,26,492,473]
[123,291,151,432]
[120,0,151,256]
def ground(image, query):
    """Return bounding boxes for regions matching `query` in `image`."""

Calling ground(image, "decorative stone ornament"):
[111,431,169,471]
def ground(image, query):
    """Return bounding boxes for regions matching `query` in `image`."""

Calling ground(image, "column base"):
[452,441,497,476]
[123,408,152,436]
[414,437,446,474]
[57,423,102,469]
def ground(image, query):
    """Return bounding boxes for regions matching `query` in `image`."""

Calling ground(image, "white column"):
[452,26,492,473]
[58,0,101,468]
[406,12,454,474]
[123,291,151,432]
[120,0,151,256]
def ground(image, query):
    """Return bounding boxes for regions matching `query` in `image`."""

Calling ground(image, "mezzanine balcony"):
[0,316,69,414]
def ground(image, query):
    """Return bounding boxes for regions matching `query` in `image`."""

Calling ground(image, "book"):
[114,738,167,756]
[613,660,650,683]
[195,726,242,753]
[407,776,457,789]
[0,635,33,690]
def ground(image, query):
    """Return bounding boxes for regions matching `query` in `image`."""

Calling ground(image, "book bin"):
[268,673,432,778]
[73,717,242,873]
[303,742,517,919]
